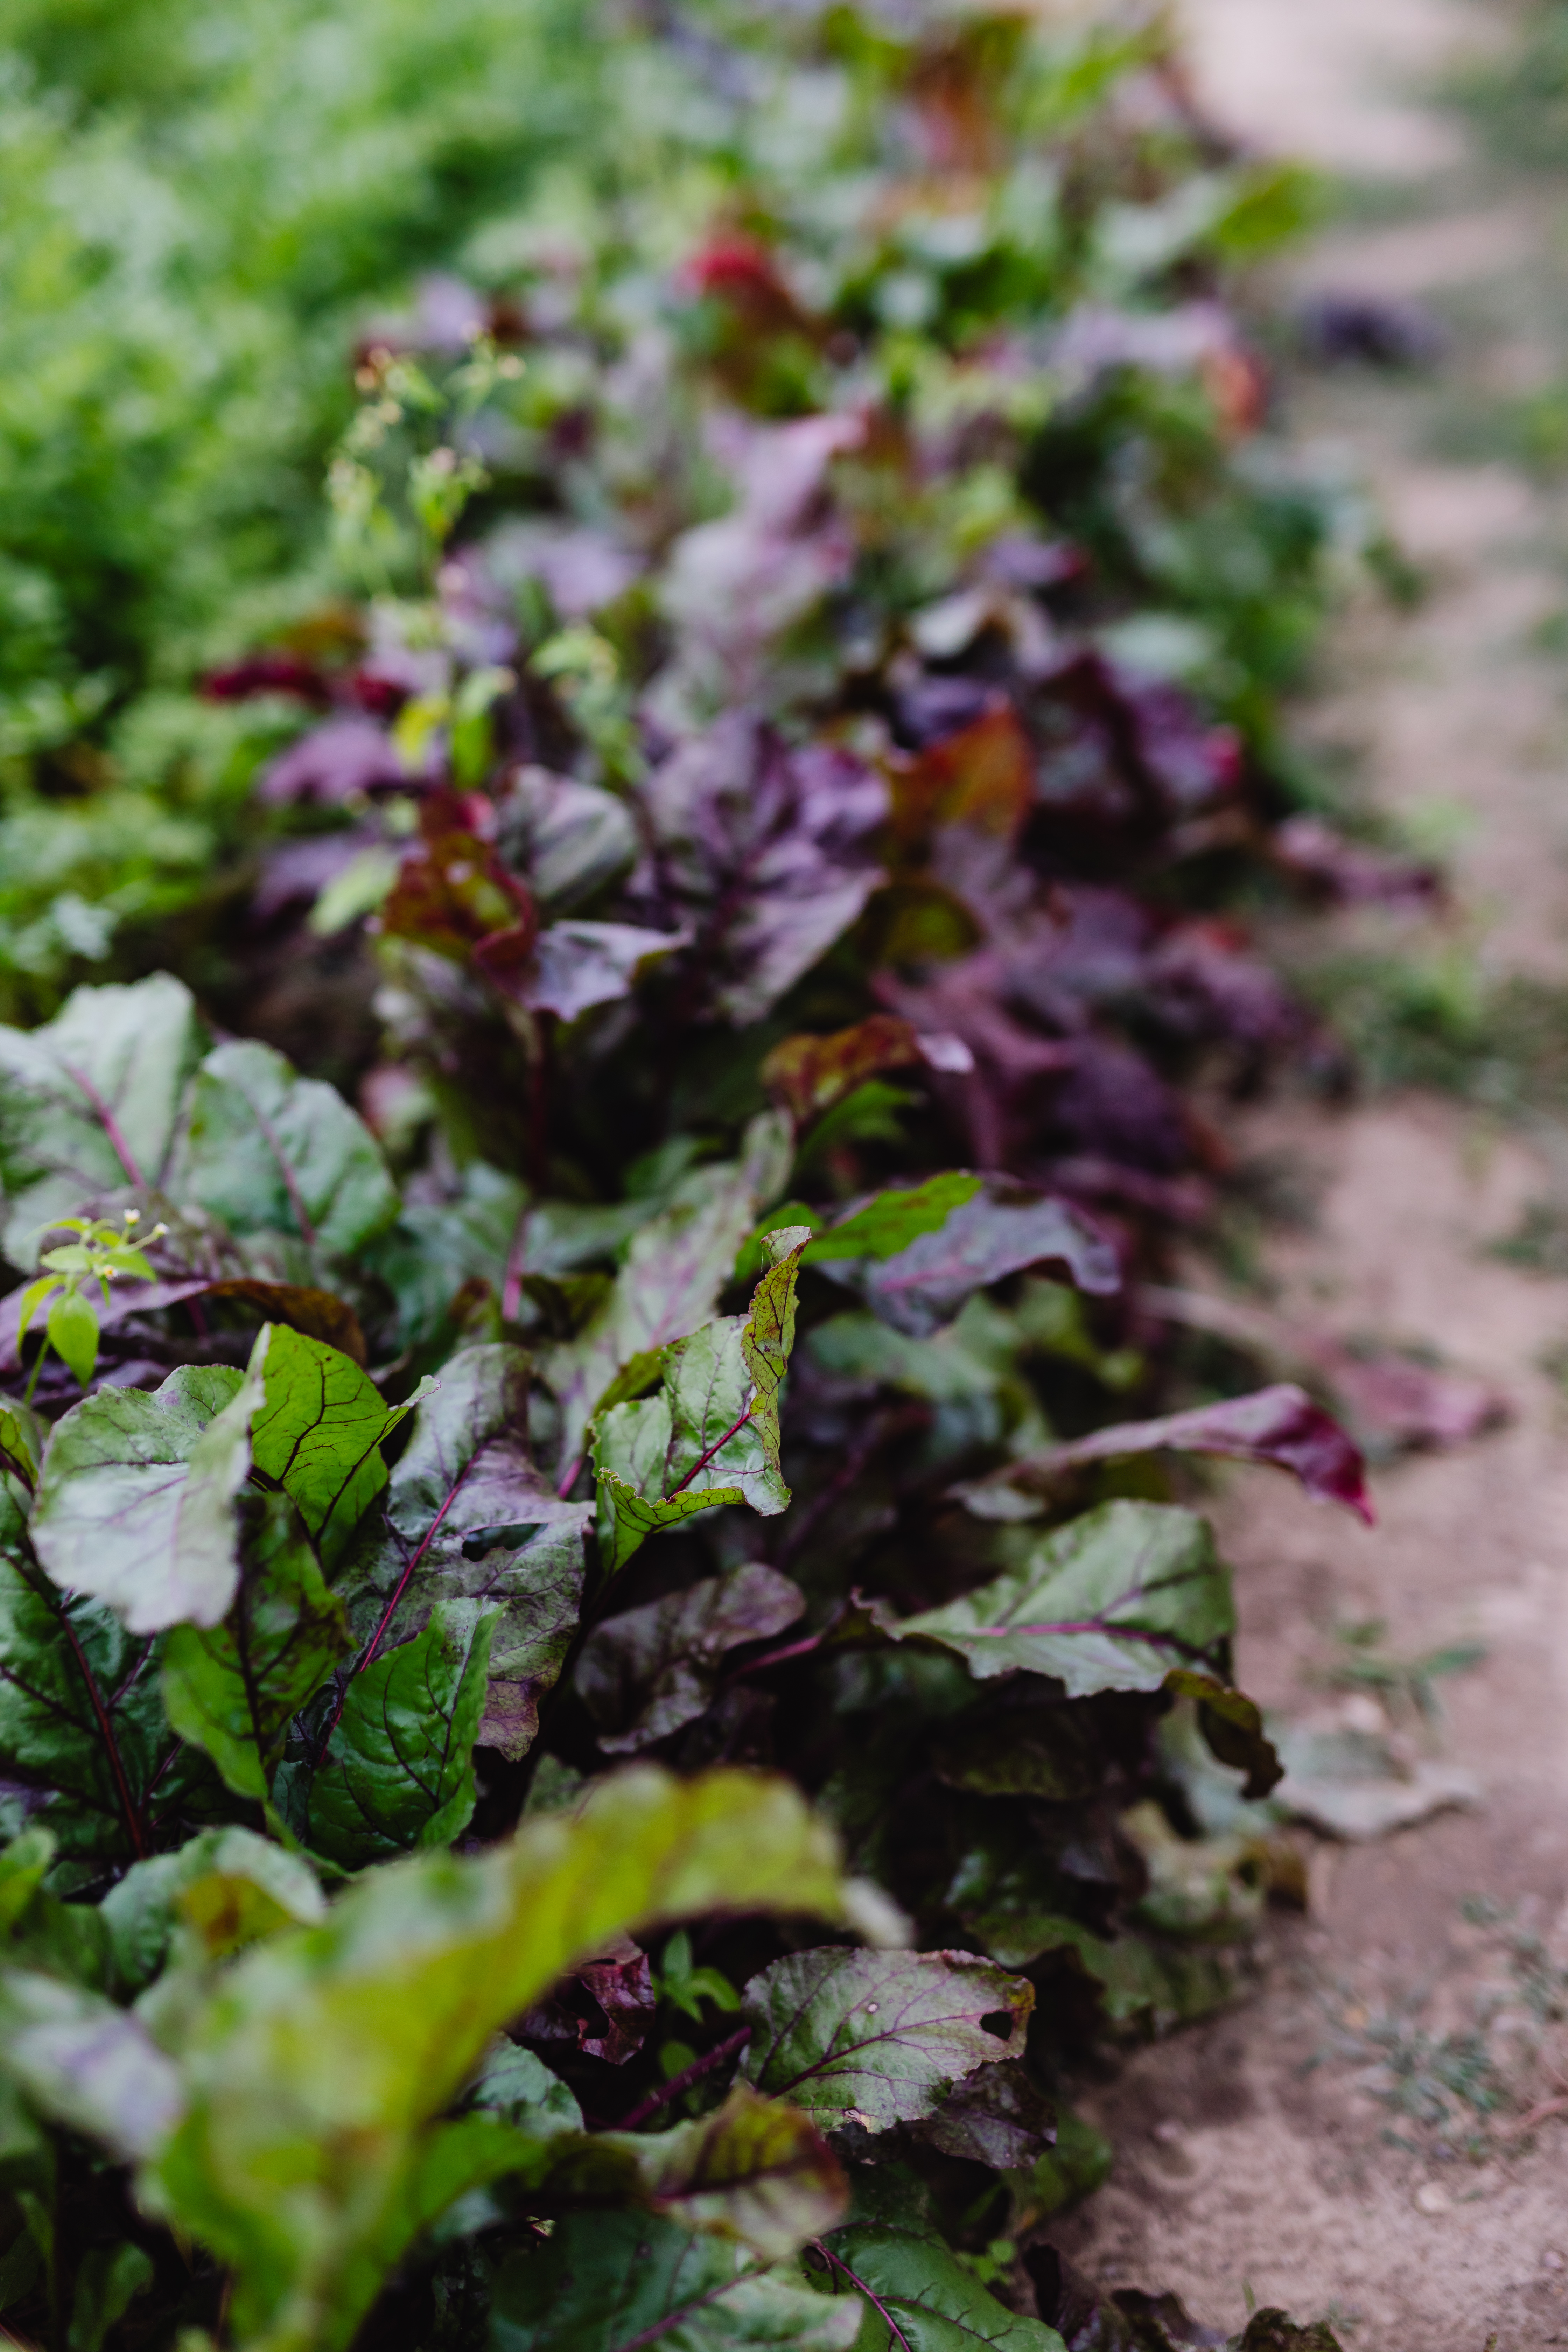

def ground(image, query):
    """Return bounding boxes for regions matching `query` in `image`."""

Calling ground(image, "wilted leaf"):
[819,2217,1063,2352]
[896,1501,1233,1696]
[958,1385,1371,1524]
[1163,1672,1282,1803]
[174,1038,398,1261]
[30,1363,255,1634]
[916,2060,1056,2170]
[578,1562,806,1753]
[826,1177,1119,1337]
[308,1600,497,1865]
[741,1948,1031,2134]
[517,1933,656,2065]
[491,2213,862,2352]
[0,1971,183,2161]
[141,1767,859,2352]
[162,1495,350,1802]
[0,975,203,1267]
[763,1017,927,1128]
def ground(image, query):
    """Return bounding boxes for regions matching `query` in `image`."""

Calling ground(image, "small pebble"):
[1415,2183,1450,2216]
[1152,2119,1184,2145]
[1544,2252,1566,2273]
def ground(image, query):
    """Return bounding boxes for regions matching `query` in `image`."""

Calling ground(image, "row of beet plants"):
[0,5,1378,2351]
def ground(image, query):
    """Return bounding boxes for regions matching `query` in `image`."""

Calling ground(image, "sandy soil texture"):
[1051,5,1568,2345]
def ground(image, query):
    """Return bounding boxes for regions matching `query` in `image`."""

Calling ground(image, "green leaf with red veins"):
[591,1233,808,1575]
[740,1948,1032,2135]
[172,1037,398,1262]
[893,1500,1234,1697]
[0,975,203,1269]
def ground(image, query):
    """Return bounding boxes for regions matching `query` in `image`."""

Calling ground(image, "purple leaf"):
[258,718,410,807]
[958,1382,1372,1523]
[1273,815,1441,908]
[824,1174,1120,1337]
[640,716,887,1023]
[523,921,689,1022]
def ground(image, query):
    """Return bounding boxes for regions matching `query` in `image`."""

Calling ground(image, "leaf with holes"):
[139,1768,861,2352]
[162,1495,351,1804]
[173,1038,398,1261]
[895,1501,1233,1697]
[0,975,203,1268]
[741,1948,1031,2135]
[307,1601,497,1866]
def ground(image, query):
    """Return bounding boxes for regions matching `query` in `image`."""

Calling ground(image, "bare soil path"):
[1052,6,1568,2345]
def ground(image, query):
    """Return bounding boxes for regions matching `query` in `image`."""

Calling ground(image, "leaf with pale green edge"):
[173,1037,398,1262]
[250,1323,431,1572]
[0,975,203,1269]
[894,1502,1233,1697]
[99,1829,325,1997]
[578,1562,806,1754]
[336,1346,591,1759]
[491,2213,863,2352]
[804,1174,983,1263]
[162,1496,351,1802]
[0,1556,210,1866]
[0,1971,183,2162]
[579,2083,847,2262]
[822,1178,1119,1339]
[546,1156,764,1462]
[818,2219,1065,2352]
[139,1766,868,2352]
[308,1601,497,1866]
[29,1363,257,1634]
[741,1949,1031,2134]
[592,1235,808,1575]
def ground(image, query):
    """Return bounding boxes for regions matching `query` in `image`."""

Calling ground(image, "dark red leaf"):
[959,1382,1372,1522]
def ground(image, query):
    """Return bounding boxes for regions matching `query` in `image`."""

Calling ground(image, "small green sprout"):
[17,1209,166,1401]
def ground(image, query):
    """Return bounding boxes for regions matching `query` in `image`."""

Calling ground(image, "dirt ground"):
[1050,5,1568,2345]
